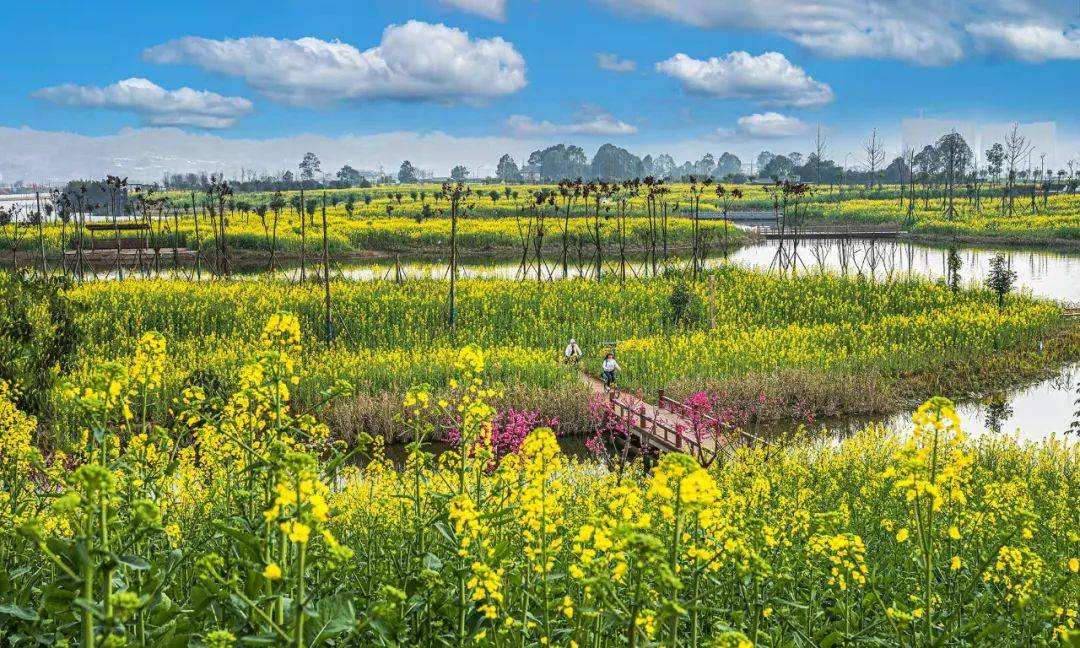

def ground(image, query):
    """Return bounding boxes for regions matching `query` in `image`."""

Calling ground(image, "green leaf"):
[307,594,356,646]
[212,523,262,559]
[433,521,456,545]
[422,553,443,571]
[117,554,151,570]
[0,603,39,621]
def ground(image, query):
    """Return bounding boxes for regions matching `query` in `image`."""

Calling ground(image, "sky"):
[1,0,1078,183]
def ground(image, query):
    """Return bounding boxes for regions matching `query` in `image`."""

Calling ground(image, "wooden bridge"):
[757,223,905,240]
[580,374,769,465]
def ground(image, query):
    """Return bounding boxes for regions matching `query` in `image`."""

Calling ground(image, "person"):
[564,338,582,364]
[601,352,620,390]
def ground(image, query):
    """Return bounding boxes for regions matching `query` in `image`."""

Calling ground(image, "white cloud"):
[143,21,526,105]
[735,112,809,138]
[966,22,1080,62]
[596,53,637,73]
[32,78,253,129]
[655,51,834,108]
[439,0,506,21]
[506,107,638,137]
[600,0,967,65]
[0,126,550,184]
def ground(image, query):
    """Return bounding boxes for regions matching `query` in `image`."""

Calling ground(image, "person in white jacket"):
[564,338,582,364]
[601,352,620,390]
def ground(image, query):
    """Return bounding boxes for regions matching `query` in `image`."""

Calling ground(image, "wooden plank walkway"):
[579,373,769,465]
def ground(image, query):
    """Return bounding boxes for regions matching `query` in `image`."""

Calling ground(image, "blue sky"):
[2,0,1078,182]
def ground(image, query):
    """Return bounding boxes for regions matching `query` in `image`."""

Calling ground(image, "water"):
[728,238,1080,303]
[791,363,1080,444]
[253,237,1080,302]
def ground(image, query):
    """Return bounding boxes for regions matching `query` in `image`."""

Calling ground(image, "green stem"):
[295,542,306,647]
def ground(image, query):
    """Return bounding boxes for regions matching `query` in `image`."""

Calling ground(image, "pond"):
[250,237,1080,302]
[784,362,1080,444]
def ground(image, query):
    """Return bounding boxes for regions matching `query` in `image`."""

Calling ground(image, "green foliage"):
[0,272,79,419]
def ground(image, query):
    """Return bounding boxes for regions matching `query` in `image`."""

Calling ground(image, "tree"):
[590,143,643,181]
[653,154,677,178]
[762,155,794,180]
[336,165,362,187]
[985,253,1016,309]
[811,124,828,184]
[526,144,589,180]
[695,153,716,178]
[936,131,973,219]
[715,152,742,179]
[398,160,419,184]
[1002,124,1033,217]
[862,129,886,189]
[985,143,1004,185]
[450,165,470,182]
[495,154,522,183]
[299,152,321,182]
[756,151,775,176]
[642,155,655,176]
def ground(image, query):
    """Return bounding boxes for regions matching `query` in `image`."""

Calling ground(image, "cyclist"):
[564,338,583,364]
[601,352,621,392]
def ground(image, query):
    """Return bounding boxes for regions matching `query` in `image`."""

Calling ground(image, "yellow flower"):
[281,520,311,544]
[896,528,910,543]
[262,563,283,581]
[948,526,960,540]
[1068,558,1079,573]
[950,556,962,571]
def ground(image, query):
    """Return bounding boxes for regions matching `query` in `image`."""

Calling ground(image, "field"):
[0,316,1076,646]
[2,187,1079,648]
[0,265,1067,444]
[5,184,1078,266]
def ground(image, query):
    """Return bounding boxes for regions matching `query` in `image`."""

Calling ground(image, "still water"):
[258,237,1080,302]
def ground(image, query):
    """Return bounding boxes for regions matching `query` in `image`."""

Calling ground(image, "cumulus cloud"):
[735,112,808,138]
[599,0,967,65]
[143,21,526,105]
[655,51,834,108]
[32,78,252,129]
[596,53,637,73]
[506,107,638,137]
[439,0,506,21]
[966,22,1080,62]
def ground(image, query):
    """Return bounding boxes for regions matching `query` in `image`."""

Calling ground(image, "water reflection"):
[728,238,1080,302]
[795,363,1079,443]
[63,238,1080,302]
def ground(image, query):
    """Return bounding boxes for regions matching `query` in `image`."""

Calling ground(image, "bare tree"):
[862,129,886,190]
[812,124,828,185]
[1002,123,1033,218]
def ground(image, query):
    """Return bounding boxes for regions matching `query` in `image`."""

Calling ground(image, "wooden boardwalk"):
[757,223,905,240]
[579,374,768,465]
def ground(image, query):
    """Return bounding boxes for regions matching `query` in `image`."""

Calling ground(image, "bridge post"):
[658,388,665,410]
